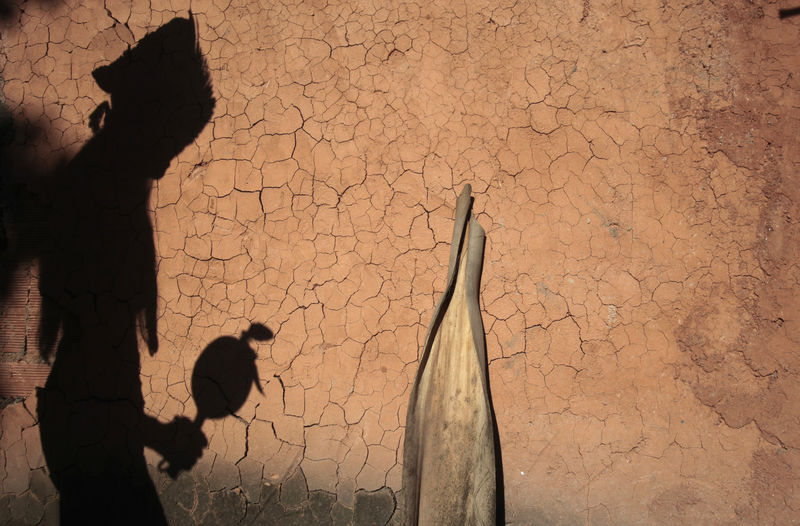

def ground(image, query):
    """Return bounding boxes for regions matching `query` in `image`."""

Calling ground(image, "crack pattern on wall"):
[1,0,799,524]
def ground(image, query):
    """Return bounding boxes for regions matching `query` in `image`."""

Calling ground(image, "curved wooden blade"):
[403,185,496,526]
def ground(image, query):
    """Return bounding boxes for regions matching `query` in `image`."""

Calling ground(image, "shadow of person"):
[33,14,215,525]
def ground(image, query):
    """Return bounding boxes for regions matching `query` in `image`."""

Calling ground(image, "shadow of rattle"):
[158,323,274,478]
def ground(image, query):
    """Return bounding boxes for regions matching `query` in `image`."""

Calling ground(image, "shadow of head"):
[90,14,215,174]
[29,15,216,360]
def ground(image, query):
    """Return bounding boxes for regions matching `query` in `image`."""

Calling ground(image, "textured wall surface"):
[1,0,799,524]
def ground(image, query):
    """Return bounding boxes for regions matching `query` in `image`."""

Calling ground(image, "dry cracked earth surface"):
[1,0,799,524]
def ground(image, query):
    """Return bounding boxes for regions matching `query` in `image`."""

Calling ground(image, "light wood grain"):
[403,185,497,526]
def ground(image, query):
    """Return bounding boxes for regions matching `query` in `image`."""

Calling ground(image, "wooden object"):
[403,184,497,525]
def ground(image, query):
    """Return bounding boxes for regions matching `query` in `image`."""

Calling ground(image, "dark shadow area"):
[779,6,800,18]
[0,110,51,291]
[488,379,506,526]
[0,0,61,23]
[1,14,216,525]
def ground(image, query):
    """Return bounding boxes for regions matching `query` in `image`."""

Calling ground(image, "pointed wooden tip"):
[456,185,473,211]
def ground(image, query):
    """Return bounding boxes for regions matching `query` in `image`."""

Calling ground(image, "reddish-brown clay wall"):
[1,0,799,524]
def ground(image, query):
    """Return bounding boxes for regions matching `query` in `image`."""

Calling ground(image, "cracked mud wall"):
[1,0,799,524]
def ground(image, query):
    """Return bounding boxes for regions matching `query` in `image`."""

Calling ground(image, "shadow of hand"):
[156,416,208,479]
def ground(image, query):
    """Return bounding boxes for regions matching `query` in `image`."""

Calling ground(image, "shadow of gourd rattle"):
[158,323,273,478]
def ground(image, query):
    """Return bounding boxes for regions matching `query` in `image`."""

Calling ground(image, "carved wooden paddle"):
[403,185,498,525]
